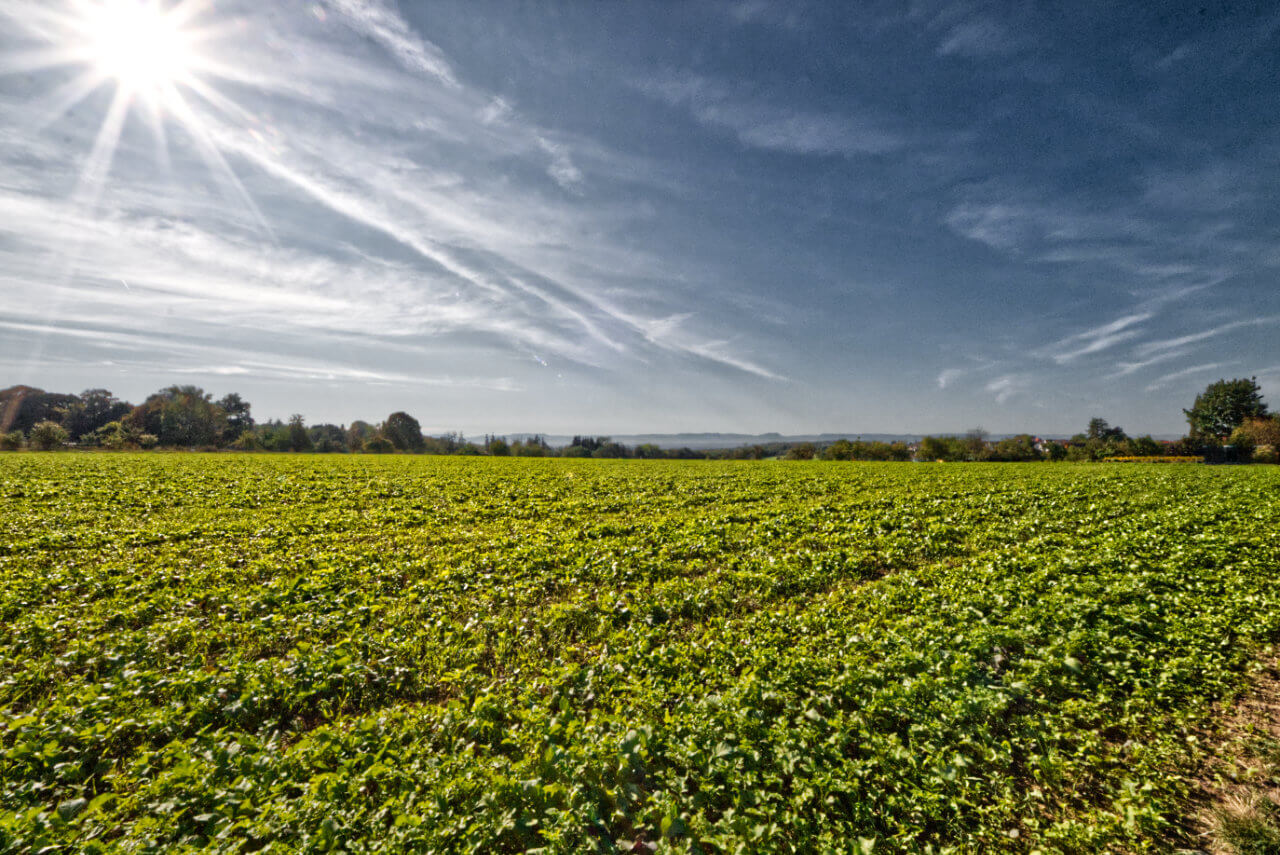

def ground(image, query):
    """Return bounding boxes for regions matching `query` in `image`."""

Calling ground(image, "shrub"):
[28,420,68,451]
[362,436,395,454]
[233,431,265,451]
[0,430,22,451]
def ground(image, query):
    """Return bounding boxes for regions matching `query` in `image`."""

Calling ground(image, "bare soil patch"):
[1181,655,1280,855]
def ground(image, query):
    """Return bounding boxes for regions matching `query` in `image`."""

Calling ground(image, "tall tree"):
[217,393,254,443]
[0,386,77,434]
[382,412,425,452]
[347,421,377,449]
[1184,377,1268,439]
[60,389,131,440]
[1086,418,1126,441]
[287,414,313,452]
[127,386,225,447]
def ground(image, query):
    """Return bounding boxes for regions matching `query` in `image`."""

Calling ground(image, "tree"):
[93,420,142,450]
[217,393,253,443]
[1231,416,1280,449]
[785,442,816,460]
[309,424,348,453]
[0,430,23,451]
[127,386,225,447]
[1184,377,1268,440]
[382,412,425,452]
[918,436,964,462]
[1131,436,1162,457]
[962,428,989,461]
[347,421,377,449]
[822,439,854,461]
[592,441,630,459]
[287,414,313,452]
[232,431,265,451]
[59,389,131,440]
[1086,418,1126,441]
[29,420,69,451]
[989,434,1040,462]
[0,386,77,434]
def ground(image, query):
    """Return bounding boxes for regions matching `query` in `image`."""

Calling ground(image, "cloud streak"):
[1040,312,1152,364]
[0,0,786,396]
[637,74,903,156]
[1145,362,1233,392]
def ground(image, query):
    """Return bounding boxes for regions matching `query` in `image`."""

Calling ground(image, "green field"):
[2,455,1279,853]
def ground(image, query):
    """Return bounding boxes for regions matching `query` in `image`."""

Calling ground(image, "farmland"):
[2,455,1279,853]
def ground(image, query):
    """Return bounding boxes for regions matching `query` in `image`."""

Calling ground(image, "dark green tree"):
[918,436,964,462]
[128,386,225,447]
[347,421,377,449]
[0,386,77,434]
[309,424,348,453]
[60,389,131,440]
[1132,436,1162,457]
[785,442,816,460]
[1184,377,1268,439]
[383,412,425,452]
[1086,418,1126,441]
[217,393,253,443]
[287,414,313,452]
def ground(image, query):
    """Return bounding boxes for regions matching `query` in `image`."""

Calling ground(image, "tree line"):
[1,377,1276,462]
[0,385,720,458]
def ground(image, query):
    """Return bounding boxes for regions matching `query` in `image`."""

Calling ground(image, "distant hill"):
[513,432,924,450]
[501,432,1183,450]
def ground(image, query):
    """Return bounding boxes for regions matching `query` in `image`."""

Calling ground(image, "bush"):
[1253,445,1279,464]
[362,436,395,454]
[93,420,139,449]
[0,430,22,451]
[138,434,159,449]
[785,442,816,460]
[232,432,265,451]
[28,420,68,451]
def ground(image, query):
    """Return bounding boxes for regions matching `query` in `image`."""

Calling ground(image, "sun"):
[0,0,270,231]
[78,0,196,96]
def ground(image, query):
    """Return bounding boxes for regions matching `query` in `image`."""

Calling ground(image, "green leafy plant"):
[1,456,1278,852]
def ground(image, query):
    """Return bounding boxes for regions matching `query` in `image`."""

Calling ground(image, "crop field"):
[2,455,1280,854]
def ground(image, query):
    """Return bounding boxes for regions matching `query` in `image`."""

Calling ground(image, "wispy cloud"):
[937,20,1024,57]
[1145,362,1233,392]
[936,367,965,389]
[0,0,785,392]
[985,373,1029,403]
[943,202,1030,251]
[536,136,584,192]
[1134,316,1280,358]
[320,0,457,86]
[636,74,903,156]
[1112,348,1191,376]
[1040,312,1152,364]
[0,319,519,390]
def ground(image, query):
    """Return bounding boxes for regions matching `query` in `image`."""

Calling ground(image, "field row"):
[2,456,1279,852]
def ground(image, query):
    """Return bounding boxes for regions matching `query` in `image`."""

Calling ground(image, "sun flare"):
[1,0,269,231]
[79,0,195,95]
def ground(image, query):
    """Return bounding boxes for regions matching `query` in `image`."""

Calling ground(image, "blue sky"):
[1,0,1277,436]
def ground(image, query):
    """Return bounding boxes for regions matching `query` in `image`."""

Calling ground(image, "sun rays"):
[1,0,263,225]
